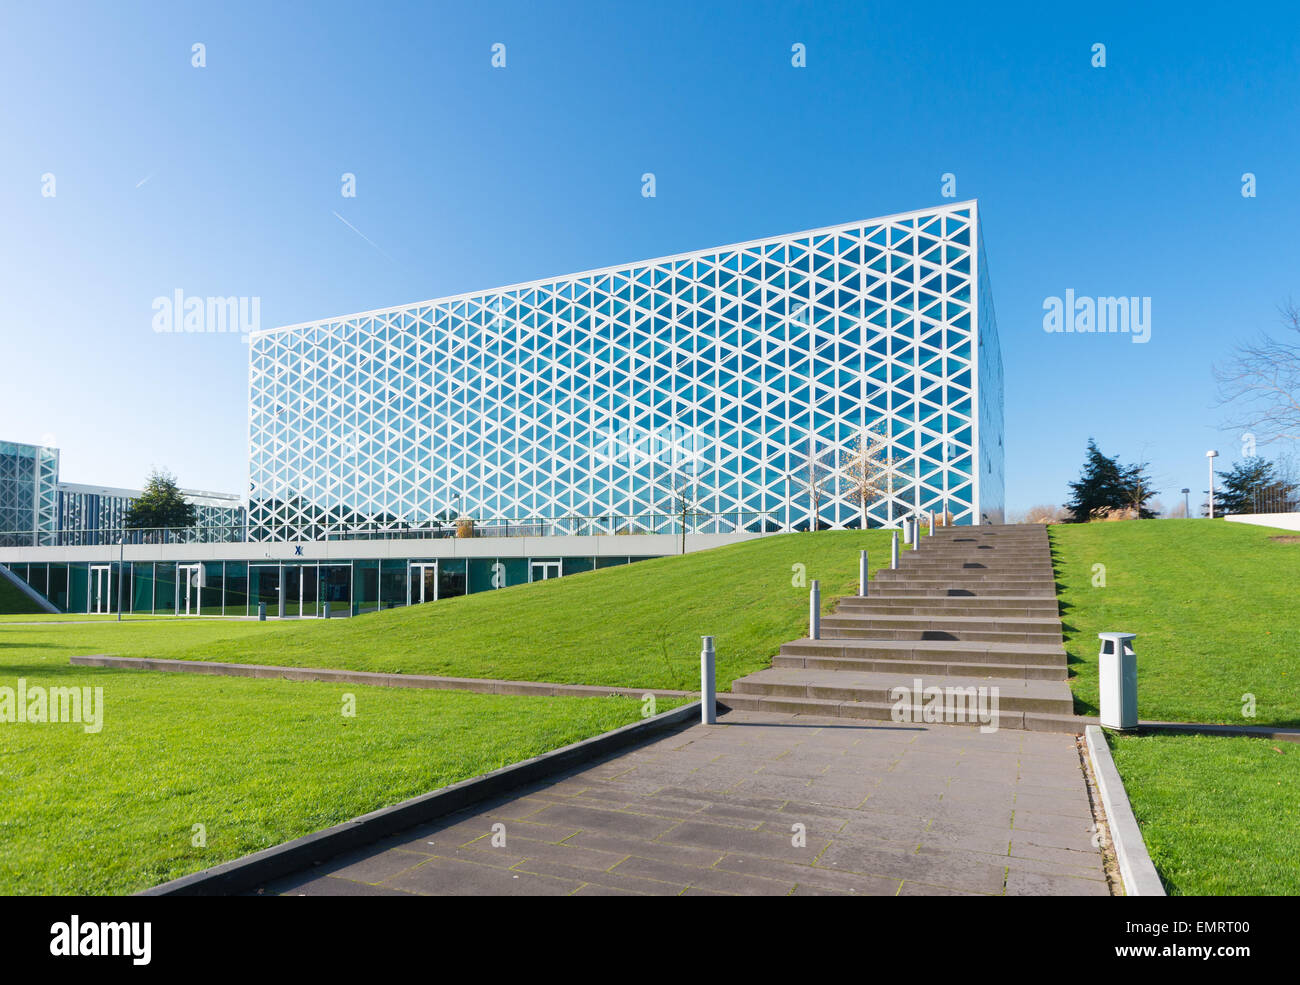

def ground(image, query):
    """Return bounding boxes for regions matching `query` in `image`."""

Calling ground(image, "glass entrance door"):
[530,560,561,582]
[90,565,111,614]
[409,563,438,604]
[299,565,318,617]
[177,565,202,615]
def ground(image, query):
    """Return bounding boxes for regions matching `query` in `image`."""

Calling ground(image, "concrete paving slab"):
[258,708,1112,896]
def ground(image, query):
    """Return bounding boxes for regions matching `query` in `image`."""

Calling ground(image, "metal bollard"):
[859,550,869,597]
[257,602,266,622]
[928,511,935,537]
[912,517,919,551]
[1098,632,1138,729]
[700,636,716,724]
[809,580,820,640]
[891,531,899,569]
[324,601,331,619]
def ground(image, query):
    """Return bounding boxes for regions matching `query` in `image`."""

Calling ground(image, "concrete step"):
[721,692,1082,733]
[779,637,1068,668]
[729,668,1075,720]
[834,600,1061,619]
[873,571,1055,587]
[837,594,1060,611]
[823,612,1063,631]
[820,622,1063,646]
[772,652,1067,682]
[867,585,1057,598]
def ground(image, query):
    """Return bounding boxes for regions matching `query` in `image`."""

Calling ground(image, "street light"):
[1180,488,1190,518]
[1206,450,1219,518]
[116,536,124,622]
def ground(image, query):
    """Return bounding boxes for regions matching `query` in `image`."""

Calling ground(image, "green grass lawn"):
[1050,519,1300,726]
[1,531,893,692]
[0,641,673,894]
[1108,731,1300,895]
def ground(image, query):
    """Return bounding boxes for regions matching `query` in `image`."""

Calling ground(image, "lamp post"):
[1180,487,1190,518]
[116,537,124,623]
[1206,450,1219,518]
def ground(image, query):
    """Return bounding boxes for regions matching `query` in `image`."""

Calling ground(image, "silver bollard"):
[1098,632,1138,730]
[257,602,266,622]
[928,511,935,537]
[891,531,899,569]
[324,601,332,619]
[859,549,869,597]
[912,517,919,551]
[277,578,286,619]
[809,580,820,640]
[700,636,716,725]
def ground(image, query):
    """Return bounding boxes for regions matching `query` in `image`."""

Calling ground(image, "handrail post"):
[809,580,821,640]
[700,636,716,724]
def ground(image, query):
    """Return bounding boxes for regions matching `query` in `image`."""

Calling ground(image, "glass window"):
[499,557,528,588]
[319,564,351,614]
[467,558,497,594]
[68,564,88,614]
[48,563,68,612]
[437,559,466,599]
[562,557,595,577]
[353,560,379,615]
[154,563,176,615]
[225,562,248,617]
[249,564,280,615]
[131,563,154,613]
[379,559,406,609]
[202,562,224,615]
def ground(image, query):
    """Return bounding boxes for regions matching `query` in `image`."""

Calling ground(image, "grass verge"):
[0,531,891,691]
[0,645,675,895]
[1049,519,1300,725]
[1108,731,1300,895]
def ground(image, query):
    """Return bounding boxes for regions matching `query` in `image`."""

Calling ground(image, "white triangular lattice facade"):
[248,201,1004,540]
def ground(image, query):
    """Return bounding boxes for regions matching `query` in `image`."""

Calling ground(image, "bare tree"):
[1017,503,1069,524]
[671,472,699,554]
[797,442,836,531]
[840,423,892,528]
[1216,300,1300,445]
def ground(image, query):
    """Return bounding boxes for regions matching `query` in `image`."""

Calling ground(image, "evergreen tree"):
[1217,457,1299,515]
[124,469,197,530]
[1064,439,1160,521]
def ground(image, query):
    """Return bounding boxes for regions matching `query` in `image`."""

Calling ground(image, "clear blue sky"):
[2,0,1296,512]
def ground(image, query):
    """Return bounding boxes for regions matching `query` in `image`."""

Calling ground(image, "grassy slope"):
[1108,732,1300,895]
[1,531,892,691]
[0,575,42,615]
[1050,519,1300,726]
[0,643,672,894]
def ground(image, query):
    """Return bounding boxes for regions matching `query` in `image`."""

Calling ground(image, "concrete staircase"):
[727,525,1081,732]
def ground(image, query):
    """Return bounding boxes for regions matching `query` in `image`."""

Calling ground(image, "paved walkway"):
[261,710,1112,896]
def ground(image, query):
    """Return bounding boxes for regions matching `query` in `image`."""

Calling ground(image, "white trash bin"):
[1098,632,1138,730]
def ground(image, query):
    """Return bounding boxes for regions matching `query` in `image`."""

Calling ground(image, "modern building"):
[248,200,1004,540]
[0,440,59,548]
[1,201,1005,616]
[0,439,245,547]
[55,483,245,546]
